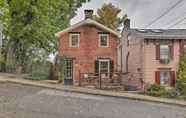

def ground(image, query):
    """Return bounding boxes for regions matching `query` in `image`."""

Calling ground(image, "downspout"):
[140,38,145,91]
[120,45,123,72]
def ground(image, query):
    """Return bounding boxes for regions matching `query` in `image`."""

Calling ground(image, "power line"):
[162,12,186,28]
[166,16,186,28]
[144,0,183,28]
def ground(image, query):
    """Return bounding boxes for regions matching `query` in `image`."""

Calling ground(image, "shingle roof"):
[129,29,186,39]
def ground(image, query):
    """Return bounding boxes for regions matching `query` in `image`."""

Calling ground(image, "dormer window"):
[69,33,80,47]
[99,33,109,47]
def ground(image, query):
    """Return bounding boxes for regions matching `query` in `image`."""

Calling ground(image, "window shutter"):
[110,60,114,78]
[156,44,160,60]
[95,60,99,76]
[180,40,184,57]
[170,71,176,87]
[169,44,174,59]
[155,71,160,85]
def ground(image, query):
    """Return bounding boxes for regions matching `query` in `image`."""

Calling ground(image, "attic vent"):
[150,29,163,33]
[136,29,147,33]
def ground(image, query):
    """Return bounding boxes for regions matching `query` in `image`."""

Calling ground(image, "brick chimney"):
[124,18,130,29]
[84,9,94,19]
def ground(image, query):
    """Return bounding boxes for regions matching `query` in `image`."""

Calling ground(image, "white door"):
[99,59,110,78]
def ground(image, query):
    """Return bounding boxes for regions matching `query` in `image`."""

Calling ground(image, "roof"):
[55,19,121,38]
[129,29,186,39]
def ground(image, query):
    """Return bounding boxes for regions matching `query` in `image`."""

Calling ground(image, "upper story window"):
[69,33,80,47]
[160,44,169,60]
[184,42,186,51]
[180,40,186,56]
[99,33,109,47]
[156,40,174,63]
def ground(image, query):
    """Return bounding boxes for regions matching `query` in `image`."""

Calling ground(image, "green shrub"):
[176,80,186,96]
[177,53,186,96]
[147,84,167,97]
[166,89,180,99]
[25,72,49,80]
[25,60,52,80]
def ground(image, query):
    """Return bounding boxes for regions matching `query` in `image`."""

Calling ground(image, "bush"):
[25,72,49,80]
[166,89,180,99]
[147,84,167,97]
[25,60,52,80]
[176,80,186,96]
[177,53,186,97]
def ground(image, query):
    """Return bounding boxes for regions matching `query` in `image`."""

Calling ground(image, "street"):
[0,83,185,118]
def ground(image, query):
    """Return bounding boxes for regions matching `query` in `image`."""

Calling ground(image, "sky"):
[71,0,186,29]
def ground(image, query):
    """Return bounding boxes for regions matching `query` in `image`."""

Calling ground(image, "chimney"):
[124,18,130,29]
[84,9,94,19]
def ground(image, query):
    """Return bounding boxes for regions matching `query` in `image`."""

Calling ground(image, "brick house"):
[55,10,120,85]
[119,19,186,90]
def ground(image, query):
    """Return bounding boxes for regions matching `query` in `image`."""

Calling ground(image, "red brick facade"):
[58,25,118,85]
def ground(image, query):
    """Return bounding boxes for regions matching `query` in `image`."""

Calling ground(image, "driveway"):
[0,83,185,118]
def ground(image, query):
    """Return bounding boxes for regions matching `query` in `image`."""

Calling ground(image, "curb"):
[1,78,186,107]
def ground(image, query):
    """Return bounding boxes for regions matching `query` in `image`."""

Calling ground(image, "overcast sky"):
[71,0,186,29]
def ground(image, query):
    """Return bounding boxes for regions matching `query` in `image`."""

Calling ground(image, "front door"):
[64,59,73,85]
[99,59,110,78]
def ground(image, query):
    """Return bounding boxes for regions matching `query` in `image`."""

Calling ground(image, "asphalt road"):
[0,83,185,118]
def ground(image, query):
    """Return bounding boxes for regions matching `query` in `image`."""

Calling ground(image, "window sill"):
[99,46,109,48]
[69,46,79,48]
[159,59,170,64]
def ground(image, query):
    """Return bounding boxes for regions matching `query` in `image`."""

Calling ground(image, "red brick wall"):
[58,25,118,82]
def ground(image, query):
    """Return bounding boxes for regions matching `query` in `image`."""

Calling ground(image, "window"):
[99,59,110,78]
[184,44,186,51]
[160,71,171,86]
[99,34,109,47]
[160,44,169,60]
[69,33,80,47]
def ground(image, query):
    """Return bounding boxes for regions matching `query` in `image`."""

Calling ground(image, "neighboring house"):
[55,10,120,85]
[120,19,186,89]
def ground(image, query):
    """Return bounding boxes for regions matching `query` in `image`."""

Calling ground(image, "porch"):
[79,72,124,90]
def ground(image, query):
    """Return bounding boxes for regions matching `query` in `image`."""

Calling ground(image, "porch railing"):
[79,72,122,90]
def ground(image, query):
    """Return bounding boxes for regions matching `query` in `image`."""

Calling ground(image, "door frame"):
[98,59,110,78]
[64,58,74,85]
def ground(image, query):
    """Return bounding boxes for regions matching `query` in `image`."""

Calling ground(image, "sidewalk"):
[0,73,186,107]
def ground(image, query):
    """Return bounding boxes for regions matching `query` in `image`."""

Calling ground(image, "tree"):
[94,3,127,30]
[0,0,90,72]
[176,54,186,96]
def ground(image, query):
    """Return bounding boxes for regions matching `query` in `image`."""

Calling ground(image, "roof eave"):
[143,35,186,39]
[55,19,120,38]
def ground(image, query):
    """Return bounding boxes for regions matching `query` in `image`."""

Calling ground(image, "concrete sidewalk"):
[0,73,186,107]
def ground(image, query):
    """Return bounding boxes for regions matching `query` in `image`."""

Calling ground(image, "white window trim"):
[99,34,109,48]
[69,33,80,48]
[98,59,110,78]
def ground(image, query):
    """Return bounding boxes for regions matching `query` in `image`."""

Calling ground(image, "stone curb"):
[0,78,186,107]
